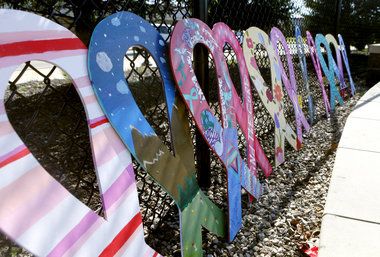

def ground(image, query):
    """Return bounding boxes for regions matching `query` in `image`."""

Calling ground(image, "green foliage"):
[208,0,296,31]
[305,0,380,50]
[0,0,297,42]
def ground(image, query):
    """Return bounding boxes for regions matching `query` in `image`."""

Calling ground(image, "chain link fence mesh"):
[0,0,363,256]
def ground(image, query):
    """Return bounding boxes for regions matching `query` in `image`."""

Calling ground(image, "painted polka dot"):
[159,57,166,64]
[139,26,146,33]
[116,79,130,95]
[96,51,113,72]
[134,35,140,42]
[111,17,121,26]
[159,39,165,46]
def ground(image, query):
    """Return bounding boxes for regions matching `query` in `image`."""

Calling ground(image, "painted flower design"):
[250,56,258,70]
[297,95,303,109]
[201,110,214,130]
[274,84,283,101]
[296,138,302,150]
[182,29,192,48]
[275,146,284,163]
[274,113,280,128]
[246,38,254,49]
[266,88,273,102]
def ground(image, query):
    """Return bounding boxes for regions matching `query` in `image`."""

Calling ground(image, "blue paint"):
[221,126,262,240]
[227,166,242,240]
[315,34,344,111]
[88,11,176,156]
[295,25,315,123]
[338,34,356,96]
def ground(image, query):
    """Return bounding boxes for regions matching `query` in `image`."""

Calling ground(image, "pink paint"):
[0,144,28,163]
[170,18,262,199]
[88,115,108,127]
[0,9,155,256]
[270,27,310,144]
[212,22,272,177]
[47,211,100,257]
[73,75,92,88]
[92,126,127,167]
[60,217,104,257]
[0,30,76,44]
[101,164,135,212]
[170,18,263,241]
[0,49,87,68]
[83,94,98,105]
[242,27,298,166]
[0,103,5,115]
[306,31,331,116]
[105,182,135,217]
[0,121,13,136]
[113,225,143,257]
[0,166,69,239]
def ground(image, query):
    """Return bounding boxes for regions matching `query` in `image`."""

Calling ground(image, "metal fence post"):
[193,0,211,188]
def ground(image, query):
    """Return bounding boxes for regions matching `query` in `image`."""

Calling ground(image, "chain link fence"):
[0,0,364,256]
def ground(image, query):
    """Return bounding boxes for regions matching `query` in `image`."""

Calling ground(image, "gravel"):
[131,84,365,257]
[1,72,365,257]
[200,89,364,257]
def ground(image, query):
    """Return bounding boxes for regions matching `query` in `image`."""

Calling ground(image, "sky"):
[292,0,311,18]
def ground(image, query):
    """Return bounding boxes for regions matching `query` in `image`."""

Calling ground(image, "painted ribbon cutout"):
[212,22,272,178]
[306,31,331,116]
[295,25,315,123]
[270,27,310,145]
[0,9,160,257]
[325,34,347,91]
[243,27,298,166]
[0,9,357,257]
[315,34,344,111]
[170,18,263,241]
[338,34,356,96]
[88,12,226,257]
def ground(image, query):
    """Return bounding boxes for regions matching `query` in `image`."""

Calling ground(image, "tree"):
[305,0,380,50]
[208,0,296,31]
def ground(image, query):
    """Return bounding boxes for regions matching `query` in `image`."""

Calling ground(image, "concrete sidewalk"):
[319,81,380,257]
